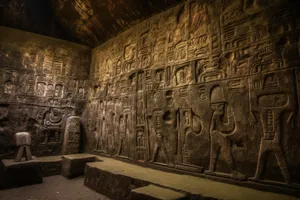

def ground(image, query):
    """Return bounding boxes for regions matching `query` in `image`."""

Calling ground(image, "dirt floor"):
[0,175,110,200]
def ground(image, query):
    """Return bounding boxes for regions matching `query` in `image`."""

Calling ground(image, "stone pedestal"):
[0,158,43,189]
[62,154,95,178]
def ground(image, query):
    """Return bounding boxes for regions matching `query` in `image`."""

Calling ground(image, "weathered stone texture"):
[0,26,90,158]
[39,155,62,177]
[62,116,81,155]
[0,159,43,189]
[62,154,95,178]
[85,0,300,191]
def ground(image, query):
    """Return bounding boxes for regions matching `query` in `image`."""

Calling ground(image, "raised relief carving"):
[175,99,204,172]
[136,92,145,126]
[154,68,165,89]
[149,110,174,167]
[153,37,166,67]
[136,126,148,162]
[204,85,247,180]
[62,116,81,154]
[198,60,226,83]
[250,72,295,185]
[173,62,194,86]
[42,108,63,144]
[82,0,300,190]
[124,38,138,72]
[138,28,151,69]
[188,1,210,59]
[167,5,188,64]
[117,114,129,158]
[54,84,63,98]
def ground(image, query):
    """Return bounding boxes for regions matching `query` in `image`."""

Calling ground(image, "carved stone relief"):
[86,0,300,191]
[0,26,90,157]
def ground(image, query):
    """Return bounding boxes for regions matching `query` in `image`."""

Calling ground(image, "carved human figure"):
[150,113,174,167]
[251,74,293,184]
[205,85,246,180]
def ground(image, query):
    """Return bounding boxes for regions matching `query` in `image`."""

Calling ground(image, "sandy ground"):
[0,175,110,200]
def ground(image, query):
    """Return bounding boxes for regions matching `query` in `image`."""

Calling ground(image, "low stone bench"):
[0,158,43,189]
[130,185,187,200]
[39,155,63,177]
[62,154,96,178]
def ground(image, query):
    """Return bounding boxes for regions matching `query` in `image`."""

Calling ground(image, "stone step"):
[84,156,300,200]
[62,154,96,179]
[130,185,187,200]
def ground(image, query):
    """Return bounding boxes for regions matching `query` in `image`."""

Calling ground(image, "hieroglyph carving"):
[250,72,295,184]
[62,116,81,154]
[204,85,246,180]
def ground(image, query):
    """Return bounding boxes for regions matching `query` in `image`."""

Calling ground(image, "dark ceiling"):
[0,0,183,47]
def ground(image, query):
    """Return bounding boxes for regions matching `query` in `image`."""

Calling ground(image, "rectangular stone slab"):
[39,155,62,177]
[84,156,299,200]
[130,185,187,200]
[0,158,43,189]
[62,154,96,178]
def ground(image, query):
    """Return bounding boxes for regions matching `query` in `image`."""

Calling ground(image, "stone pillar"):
[62,116,81,155]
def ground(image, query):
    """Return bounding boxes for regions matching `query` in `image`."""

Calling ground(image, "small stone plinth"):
[130,185,187,200]
[0,158,43,189]
[62,154,95,179]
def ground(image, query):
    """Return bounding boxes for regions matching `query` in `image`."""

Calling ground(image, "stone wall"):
[86,0,300,186]
[0,26,90,158]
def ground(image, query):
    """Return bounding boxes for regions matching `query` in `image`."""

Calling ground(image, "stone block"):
[62,116,81,155]
[130,185,187,200]
[0,158,43,189]
[85,157,299,200]
[62,154,95,178]
[15,132,31,146]
[39,155,62,177]
[84,162,149,200]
